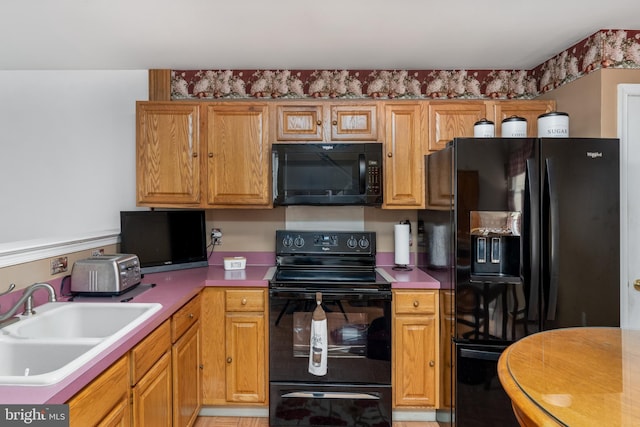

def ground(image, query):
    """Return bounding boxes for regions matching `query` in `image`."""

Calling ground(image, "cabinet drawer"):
[225,289,265,312]
[394,290,437,315]
[172,294,201,343]
[131,320,171,385]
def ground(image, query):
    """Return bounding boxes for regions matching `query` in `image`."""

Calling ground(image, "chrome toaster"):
[71,254,141,295]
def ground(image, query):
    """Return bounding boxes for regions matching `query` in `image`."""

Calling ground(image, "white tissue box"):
[223,256,246,270]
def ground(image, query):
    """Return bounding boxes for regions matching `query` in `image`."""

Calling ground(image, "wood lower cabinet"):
[171,295,202,427]
[439,290,455,409]
[383,103,425,208]
[132,351,172,427]
[68,355,131,427]
[392,290,439,408]
[130,320,172,427]
[173,322,201,427]
[201,287,268,406]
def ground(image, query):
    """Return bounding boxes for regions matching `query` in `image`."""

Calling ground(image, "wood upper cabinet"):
[68,354,131,427]
[276,105,323,140]
[383,103,425,208]
[490,100,556,137]
[136,102,201,206]
[201,288,268,406]
[136,101,271,208]
[393,290,439,408]
[204,103,271,207]
[427,102,487,152]
[275,103,378,141]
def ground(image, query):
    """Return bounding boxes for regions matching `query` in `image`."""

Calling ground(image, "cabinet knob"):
[387,152,393,158]
[227,357,232,364]
[332,120,338,126]
[192,152,198,158]
[413,300,419,308]
[634,279,640,291]
[241,298,247,305]
[199,364,204,370]
[429,360,435,367]
[316,120,322,126]
[208,152,214,158]
[189,313,194,319]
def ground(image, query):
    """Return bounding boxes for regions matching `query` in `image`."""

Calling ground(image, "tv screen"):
[120,210,209,274]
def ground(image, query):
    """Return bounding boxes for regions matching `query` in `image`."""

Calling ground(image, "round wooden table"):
[498,327,640,426]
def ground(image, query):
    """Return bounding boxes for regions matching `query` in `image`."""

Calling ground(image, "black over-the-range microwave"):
[272,142,383,206]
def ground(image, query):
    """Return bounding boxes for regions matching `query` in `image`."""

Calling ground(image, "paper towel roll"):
[394,224,411,266]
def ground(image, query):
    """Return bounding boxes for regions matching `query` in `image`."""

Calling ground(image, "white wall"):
[0,70,148,264]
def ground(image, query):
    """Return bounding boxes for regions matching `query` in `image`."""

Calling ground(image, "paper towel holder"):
[393,220,413,271]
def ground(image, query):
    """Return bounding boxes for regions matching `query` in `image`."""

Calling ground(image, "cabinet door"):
[491,100,555,137]
[68,355,131,427]
[172,321,202,427]
[132,351,172,427]
[428,102,487,152]
[276,105,324,141]
[394,314,437,407]
[136,102,201,206]
[201,288,226,405]
[225,313,266,403]
[205,104,271,207]
[440,290,455,409]
[330,105,378,141]
[383,103,424,208]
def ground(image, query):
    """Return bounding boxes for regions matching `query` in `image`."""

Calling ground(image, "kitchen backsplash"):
[171,29,640,101]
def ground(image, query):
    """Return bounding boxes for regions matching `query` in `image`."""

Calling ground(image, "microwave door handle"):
[359,154,366,194]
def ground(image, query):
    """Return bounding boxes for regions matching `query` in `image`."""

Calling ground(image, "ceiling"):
[2,0,640,71]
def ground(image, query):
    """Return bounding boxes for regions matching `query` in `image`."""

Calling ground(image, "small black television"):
[120,210,209,274]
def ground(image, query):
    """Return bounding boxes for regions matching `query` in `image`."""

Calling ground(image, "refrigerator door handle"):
[526,158,540,322]
[545,157,560,321]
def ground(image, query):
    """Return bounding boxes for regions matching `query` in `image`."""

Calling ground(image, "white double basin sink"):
[0,302,162,386]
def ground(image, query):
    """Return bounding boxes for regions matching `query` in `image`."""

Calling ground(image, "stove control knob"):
[347,237,358,248]
[294,236,305,247]
[282,236,294,247]
[358,237,370,249]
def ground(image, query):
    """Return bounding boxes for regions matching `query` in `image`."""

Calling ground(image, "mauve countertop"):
[0,260,440,404]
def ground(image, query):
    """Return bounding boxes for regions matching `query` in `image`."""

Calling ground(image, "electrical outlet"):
[51,257,68,275]
[211,228,223,245]
[91,248,104,257]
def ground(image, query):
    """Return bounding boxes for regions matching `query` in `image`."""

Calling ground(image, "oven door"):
[270,382,392,427]
[269,287,392,384]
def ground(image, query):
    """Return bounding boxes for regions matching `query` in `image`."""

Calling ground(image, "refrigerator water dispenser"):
[470,211,521,278]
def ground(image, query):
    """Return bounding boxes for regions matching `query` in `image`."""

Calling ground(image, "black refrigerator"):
[418,137,620,427]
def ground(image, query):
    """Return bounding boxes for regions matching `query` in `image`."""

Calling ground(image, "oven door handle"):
[269,288,391,300]
[281,391,380,400]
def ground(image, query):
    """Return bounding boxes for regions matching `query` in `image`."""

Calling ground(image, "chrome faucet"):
[0,282,57,324]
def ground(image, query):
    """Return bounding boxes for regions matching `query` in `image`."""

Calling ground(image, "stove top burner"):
[272,230,389,290]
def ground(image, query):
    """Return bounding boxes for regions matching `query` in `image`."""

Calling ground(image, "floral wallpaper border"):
[171,29,640,101]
